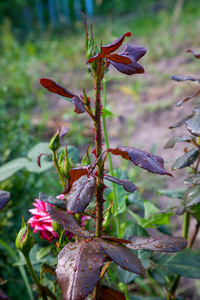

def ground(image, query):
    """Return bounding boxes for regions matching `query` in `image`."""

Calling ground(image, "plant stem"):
[24,254,47,300]
[188,220,200,248]
[102,78,121,237]
[169,211,190,298]
[52,150,66,188]
[94,74,104,238]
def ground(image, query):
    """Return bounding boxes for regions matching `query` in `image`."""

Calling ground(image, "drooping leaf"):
[186,49,200,59]
[104,174,137,193]
[72,96,86,114]
[176,89,200,107]
[107,53,132,64]
[99,238,145,275]
[0,191,10,210]
[39,192,66,209]
[171,75,200,82]
[47,205,92,238]
[185,185,200,208]
[164,135,195,148]
[40,78,75,99]
[100,285,126,300]
[110,147,172,177]
[66,175,95,214]
[169,115,192,129]
[166,248,200,278]
[185,107,200,136]
[58,126,69,140]
[127,236,187,252]
[110,44,147,75]
[172,148,199,170]
[56,240,103,300]
[0,158,28,181]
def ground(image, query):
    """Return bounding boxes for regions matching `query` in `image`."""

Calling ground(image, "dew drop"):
[124,259,129,263]
[89,265,93,270]
[71,258,75,261]
[154,244,162,248]
[68,245,77,250]
[170,245,175,249]
[96,250,100,254]
[85,285,90,288]
[93,258,98,262]
[89,250,93,254]
[143,158,147,162]
[81,268,85,272]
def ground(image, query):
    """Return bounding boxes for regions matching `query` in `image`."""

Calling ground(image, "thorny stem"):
[102,78,121,237]
[93,66,104,300]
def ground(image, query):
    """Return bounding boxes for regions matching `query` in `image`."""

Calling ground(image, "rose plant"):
[15,15,188,300]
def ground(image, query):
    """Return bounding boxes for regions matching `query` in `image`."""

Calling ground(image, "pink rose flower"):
[28,199,58,242]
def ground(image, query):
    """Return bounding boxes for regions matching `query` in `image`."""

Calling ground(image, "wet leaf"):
[185,107,200,136]
[127,236,187,252]
[100,285,126,300]
[166,248,200,278]
[164,135,195,148]
[149,268,175,285]
[117,267,139,284]
[185,185,200,208]
[68,165,92,191]
[110,147,172,177]
[104,174,137,192]
[99,238,145,275]
[172,148,199,170]
[169,116,192,129]
[66,175,95,214]
[56,240,103,300]
[101,236,131,245]
[0,191,10,210]
[47,205,92,238]
[123,223,149,240]
[39,192,66,209]
[40,78,75,99]
[110,44,147,75]
[72,96,86,114]
[171,75,200,82]
[186,49,200,59]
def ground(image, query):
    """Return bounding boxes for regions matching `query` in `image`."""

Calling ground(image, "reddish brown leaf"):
[99,238,145,275]
[104,174,137,193]
[100,285,125,300]
[47,205,91,237]
[72,96,86,114]
[110,147,172,177]
[186,49,200,59]
[87,32,131,63]
[107,53,131,64]
[56,240,103,300]
[110,44,146,75]
[40,78,75,98]
[68,165,92,191]
[66,175,95,214]
[101,236,131,244]
[101,32,131,57]
[127,236,188,252]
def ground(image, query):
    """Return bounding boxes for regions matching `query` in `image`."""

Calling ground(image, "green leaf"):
[117,266,139,284]
[172,148,199,170]
[101,107,114,118]
[149,268,175,284]
[164,135,195,148]
[27,142,53,173]
[129,296,165,300]
[157,188,186,199]
[36,245,53,261]
[184,175,200,185]
[0,158,28,181]
[185,185,200,208]
[123,223,149,240]
[144,200,159,218]
[166,248,200,278]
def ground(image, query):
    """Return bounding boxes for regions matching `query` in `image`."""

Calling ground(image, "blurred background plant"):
[1,0,200,299]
